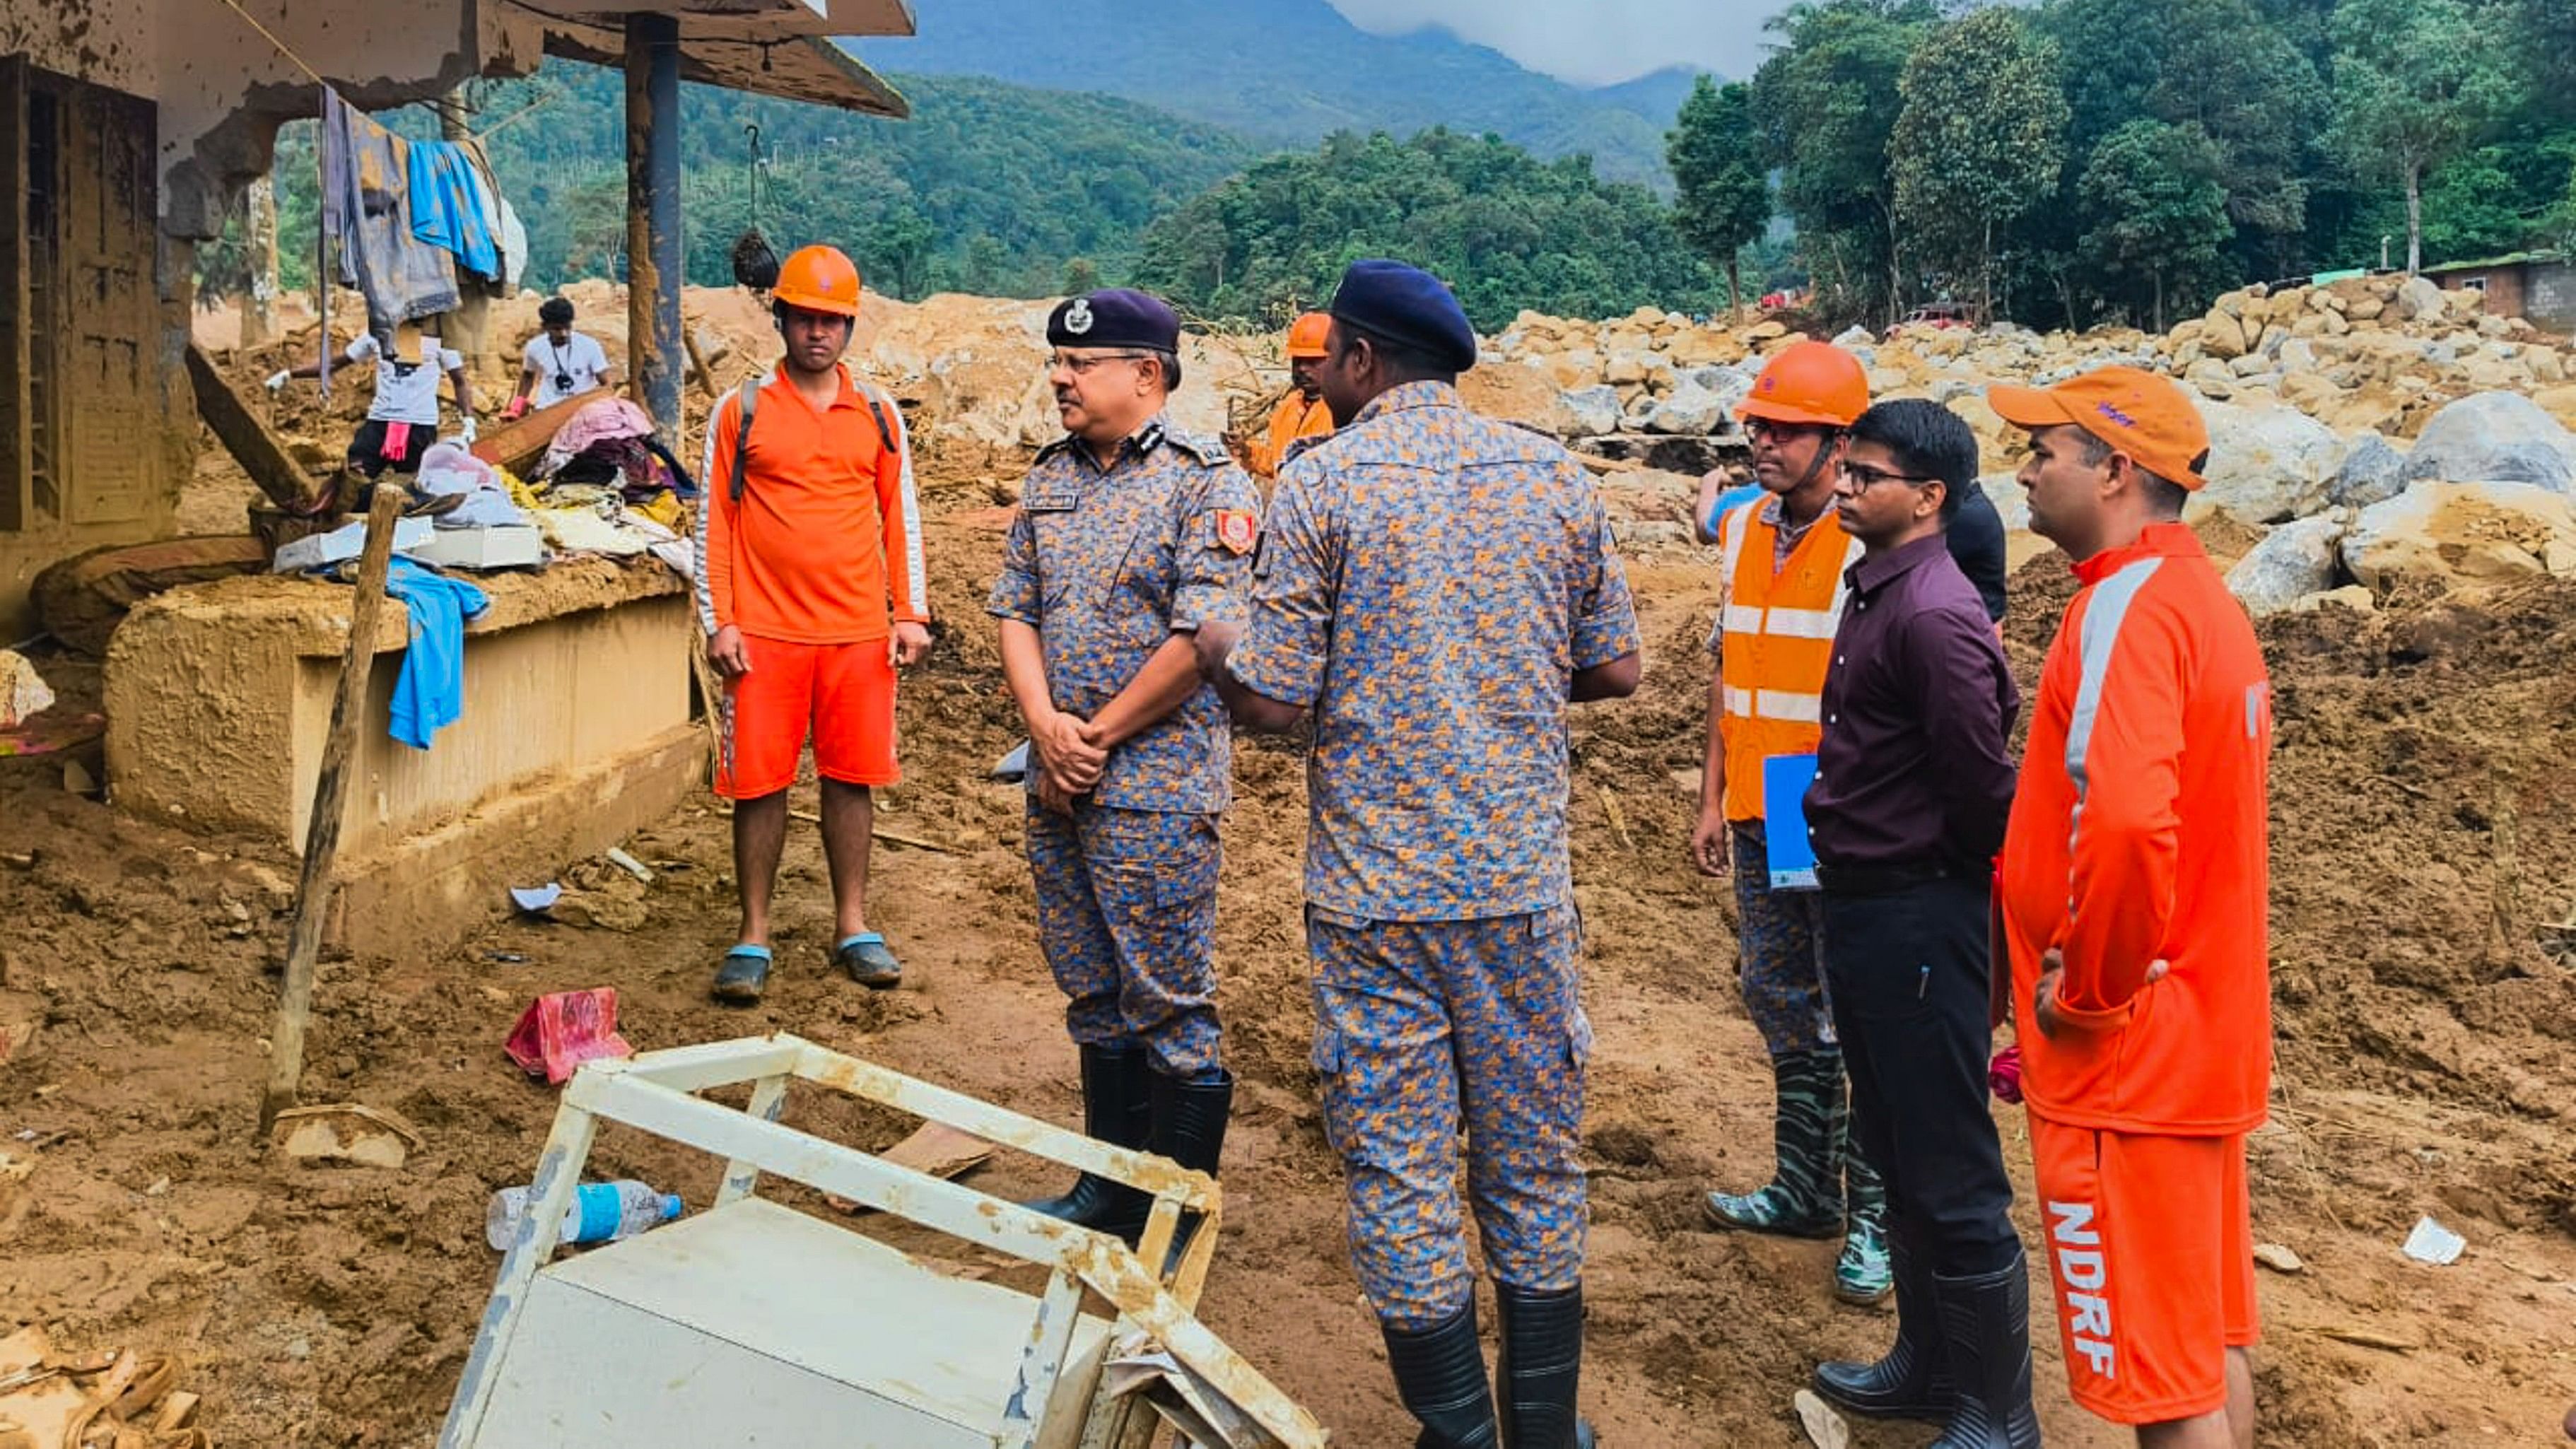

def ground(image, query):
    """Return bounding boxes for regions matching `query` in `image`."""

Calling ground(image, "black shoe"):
[1383,1302,1501,1449]
[1815,1225,1954,1421]
[1494,1280,1598,1449]
[1928,1254,2043,1448]
[1147,1067,1232,1269]
[1023,1046,1152,1240]
[710,946,772,1004]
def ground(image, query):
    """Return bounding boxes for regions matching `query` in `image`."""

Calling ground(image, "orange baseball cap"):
[1989,366,2209,491]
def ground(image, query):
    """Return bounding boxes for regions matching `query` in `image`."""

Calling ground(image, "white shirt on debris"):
[346,334,463,426]
[520,332,613,408]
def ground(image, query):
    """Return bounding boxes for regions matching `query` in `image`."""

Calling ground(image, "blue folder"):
[1763,753,1822,892]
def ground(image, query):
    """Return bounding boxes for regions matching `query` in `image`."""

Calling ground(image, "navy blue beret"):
[1047,288,1180,352]
[1328,259,1479,372]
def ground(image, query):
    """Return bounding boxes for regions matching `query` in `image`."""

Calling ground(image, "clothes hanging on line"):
[320,88,459,334]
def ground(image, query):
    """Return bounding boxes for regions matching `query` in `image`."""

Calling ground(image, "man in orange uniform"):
[1991,367,2271,1449]
[1687,340,1889,1304]
[694,244,933,1004]
[1248,311,1335,479]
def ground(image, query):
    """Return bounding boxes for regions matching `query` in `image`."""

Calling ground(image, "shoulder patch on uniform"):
[1033,435,1081,464]
[1214,508,1257,555]
[1280,431,1337,468]
[1162,430,1231,467]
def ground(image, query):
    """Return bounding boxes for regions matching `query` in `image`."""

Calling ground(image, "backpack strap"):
[727,376,761,506]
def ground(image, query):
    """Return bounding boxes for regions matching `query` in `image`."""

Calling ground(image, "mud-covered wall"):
[0,0,159,98]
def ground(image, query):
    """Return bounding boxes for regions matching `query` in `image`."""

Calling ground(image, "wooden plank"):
[467,389,596,478]
[257,489,403,1135]
[186,342,318,511]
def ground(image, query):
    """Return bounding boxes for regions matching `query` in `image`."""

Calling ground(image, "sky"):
[1326,0,1786,87]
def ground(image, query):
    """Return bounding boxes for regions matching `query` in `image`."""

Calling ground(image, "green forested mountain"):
[230,66,1260,301]
[1132,129,1722,332]
[847,0,1678,187]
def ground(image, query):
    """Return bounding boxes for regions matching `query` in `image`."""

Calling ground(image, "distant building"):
[2420,251,2576,336]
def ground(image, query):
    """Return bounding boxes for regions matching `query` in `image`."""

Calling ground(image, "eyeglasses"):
[1048,351,1154,374]
[1745,418,1834,445]
[1841,461,1937,491]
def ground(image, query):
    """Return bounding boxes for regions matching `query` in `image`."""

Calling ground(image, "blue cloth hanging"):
[382,556,488,750]
[406,140,501,281]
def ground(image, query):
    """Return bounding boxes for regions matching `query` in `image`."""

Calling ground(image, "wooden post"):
[259,488,404,1137]
[242,176,279,348]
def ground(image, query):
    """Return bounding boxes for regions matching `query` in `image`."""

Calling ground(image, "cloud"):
[1328,0,1788,86]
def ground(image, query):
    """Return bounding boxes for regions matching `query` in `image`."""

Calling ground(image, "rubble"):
[2341,481,2576,592]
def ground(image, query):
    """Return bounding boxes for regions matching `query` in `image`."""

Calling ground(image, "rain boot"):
[1834,1148,1893,1304]
[1024,1045,1151,1240]
[1494,1281,1598,1449]
[1147,1067,1232,1269]
[1928,1253,2043,1448]
[1383,1302,1501,1449]
[1815,1222,1954,1421]
[1704,1049,1843,1238]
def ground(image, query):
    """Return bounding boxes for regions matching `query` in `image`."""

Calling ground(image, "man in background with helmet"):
[1687,339,1892,1306]
[694,243,932,1005]
[1246,310,1336,480]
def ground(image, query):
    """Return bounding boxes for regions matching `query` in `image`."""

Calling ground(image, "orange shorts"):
[2028,1117,2259,1425]
[716,635,898,799]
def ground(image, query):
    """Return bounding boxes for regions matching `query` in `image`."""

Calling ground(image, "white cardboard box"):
[411,524,544,571]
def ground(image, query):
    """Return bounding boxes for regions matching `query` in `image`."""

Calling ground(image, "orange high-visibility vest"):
[1252,393,1333,479]
[1716,496,1863,823]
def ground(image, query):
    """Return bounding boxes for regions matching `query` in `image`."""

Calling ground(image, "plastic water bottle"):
[486,1180,682,1251]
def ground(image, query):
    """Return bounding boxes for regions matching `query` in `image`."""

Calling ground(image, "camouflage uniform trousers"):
[1026,799,1224,1080]
[1306,903,1591,1330]
[1732,823,1837,1058]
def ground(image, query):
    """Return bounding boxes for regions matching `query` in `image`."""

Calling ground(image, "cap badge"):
[1064,299,1094,336]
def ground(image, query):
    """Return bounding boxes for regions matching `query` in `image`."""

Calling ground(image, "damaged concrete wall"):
[0,0,158,99]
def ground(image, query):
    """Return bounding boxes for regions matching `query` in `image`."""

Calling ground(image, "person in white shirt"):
[268,327,474,478]
[503,297,616,418]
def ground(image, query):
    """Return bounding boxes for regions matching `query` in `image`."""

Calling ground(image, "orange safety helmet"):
[1286,310,1333,359]
[771,245,864,317]
[1738,340,1870,428]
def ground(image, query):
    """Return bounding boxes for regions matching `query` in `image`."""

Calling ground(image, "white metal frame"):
[437,1033,1325,1449]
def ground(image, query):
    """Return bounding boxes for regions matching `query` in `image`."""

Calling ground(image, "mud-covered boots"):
[1704,1049,1845,1238]
[1023,1045,1152,1240]
[1494,1281,1598,1449]
[1927,1254,2043,1448]
[1814,1225,1955,1421]
[1383,1303,1501,1449]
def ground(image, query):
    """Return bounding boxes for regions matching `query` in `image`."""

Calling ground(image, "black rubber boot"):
[1928,1255,2043,1448]
[1815,1224,1954,1421]
[1494,1281,1598,1449]
[1147,1067,1232,1267]
[1023,1046,1152,1239]
[1383,1301,1501,1449]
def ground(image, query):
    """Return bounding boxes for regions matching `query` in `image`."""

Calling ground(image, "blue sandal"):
[836,932,902,990]
[712,944,773,1004]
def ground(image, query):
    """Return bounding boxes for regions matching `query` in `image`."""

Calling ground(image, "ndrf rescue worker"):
[1687,340,1892,1304]
[696,244,932,1004]
[995,290,1261,1238]
[1200,259,1641,1449]
[1802,400,2033,1447]
[1991,368,2272,1449]
[1246,310,1335,479]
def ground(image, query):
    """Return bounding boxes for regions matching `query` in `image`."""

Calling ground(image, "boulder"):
[1560,385,1623,438]
[2402,392,2576,493]
[2535,383,2576,429]
[1644,382,1728,435]
[2196,400,2345,524]
[2224,516,2346,616]
[1460,362,1574,437]
[2329,433,2410,510]
[2395,276,2447,323]
[2342,480,2576,591]
[2293,584,2377,614]
[1978,474,2031,533]
[2199,309,2251,360]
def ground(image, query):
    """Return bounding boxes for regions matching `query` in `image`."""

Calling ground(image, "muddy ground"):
[3,452,2574,1445]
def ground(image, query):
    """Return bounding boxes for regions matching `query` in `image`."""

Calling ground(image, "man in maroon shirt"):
[1802,399,2035,1447]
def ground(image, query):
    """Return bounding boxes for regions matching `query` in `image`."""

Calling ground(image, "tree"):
[1750,0,1939,324]
[1666,78,1772,314]
[1889,7,2068,323]
[2327,0,2518,273]
[2078,119,2232,331]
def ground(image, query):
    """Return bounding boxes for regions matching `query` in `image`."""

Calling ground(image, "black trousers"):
[1820,874,2020,1277]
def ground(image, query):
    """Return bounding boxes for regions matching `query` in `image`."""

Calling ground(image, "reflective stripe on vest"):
[1715,498,1861,822]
